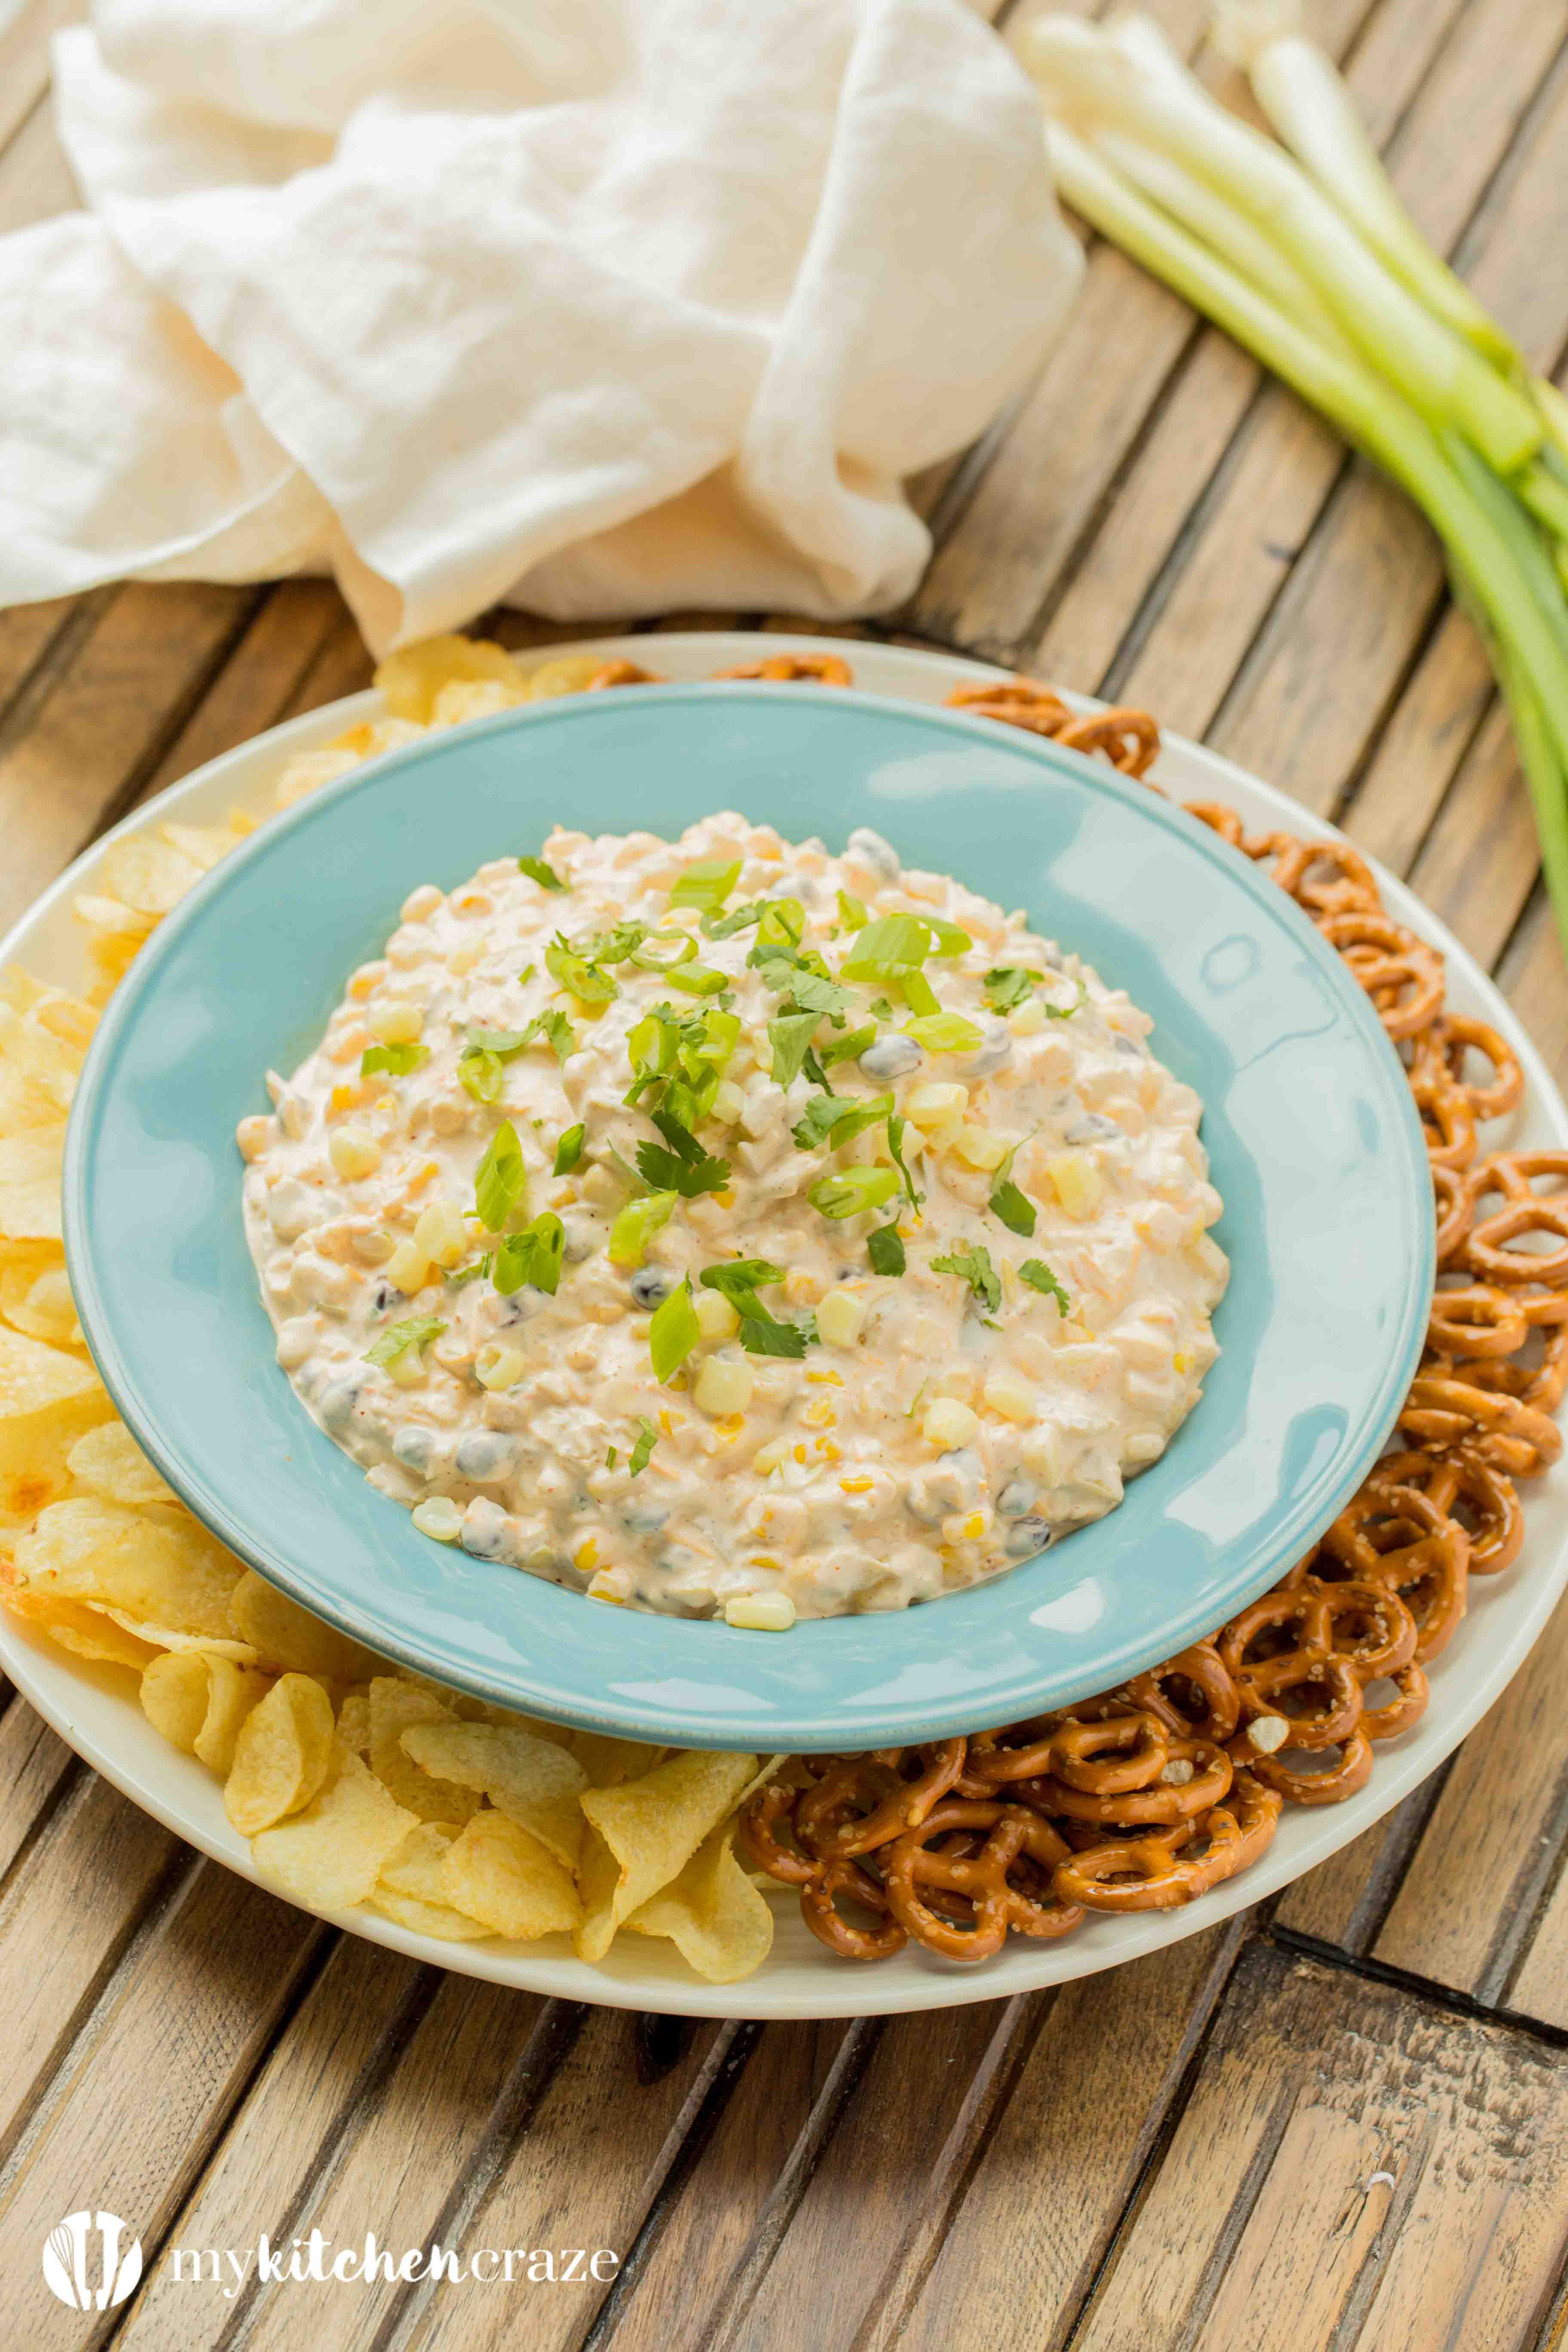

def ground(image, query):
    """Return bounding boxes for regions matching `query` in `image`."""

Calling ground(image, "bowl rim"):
[61,678,1435,1746]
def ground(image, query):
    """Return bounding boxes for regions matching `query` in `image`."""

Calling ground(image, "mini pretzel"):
[1448,1326,1568,1416]
[712,650,854,685]
[1373,1447,1523,1577]
[1117,1642,1241,1747]
[586,659,663,689]
[1183,800,1247,848]
[884,1801,1084,1958]
[790,1741,966,1859]
[1410,1014,1524,1122]
[1433,1164,1472,1263]
[1396,1371,1562,1479]
[1415,1077,1476,1173]
[945,678,1073,735]
[801,1859,907,1961]
[1460,1152,1568,1290]
[1314,1487,1466,1664]
[1316,910,1445,1041]
[1428,1280,1528,1360]
[1244,1726,1374,1807]
[1053,707,1163,781]
[1054,1777,1282,1911]
[1250,833,1382,920]
[1029,1736,1232,1828]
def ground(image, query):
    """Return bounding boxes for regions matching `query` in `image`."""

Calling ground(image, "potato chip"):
[569,1730,664,1788]
[65,1419,173,1505]
[0,1002,80,1107]
[251,1745,418,1912]
[225,1672,336,1833]
[0,1128,66,1241]
[228,1568,386,1682]
[429,678,516,729]
[158,821,235,875]
[375,634,523,724]
[0,1331,113,1523]
[369,1822,492,1941]
[27,986,98,1057]
[336,1688,371,1758]
[0,1260,82,1351]
[626,1822,775,1984]
[99,834,208,919]
[0,1582,160,1669]
[142,1648,272,1774]
[274,745,368,810]
[368,1676,479,1824]
[441,1810,581,1941]
[522,655,608,701]
[400,1721,587,1871]
[12,1494,247,1645]
[575,1749,757,1963]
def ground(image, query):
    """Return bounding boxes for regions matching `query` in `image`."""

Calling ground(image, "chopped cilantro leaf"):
[700,1259,787,1318]
[767,1009,819,1089]
[983,966,1036,1012]
[518,855,566,890]
[841,914,934,981]
[635,1138,730,1198]
[791,1090,893,1152]
[1020,1258,1072,1314]
[364,1314,444,1368]
[628,1419,659,1476]
[360,1041,428,1079]
[867,1222,906,1276]
[988,1136,1036,1238]
[931,1242,1001,1315]
[740,1317,808,1358]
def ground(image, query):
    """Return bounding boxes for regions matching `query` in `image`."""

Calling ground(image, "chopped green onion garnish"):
[886,1113,921,1211]
[521,1008,576,1062]
[475,1120,527,1233]
[545,937,617,1005]
[445,1256,492,1286]
[670,859,741,913]
[628,1419,659,1476]
[931,1243,1001,1315]
[756,898,805,948]
[1045,979,1090,1020]
[925,917,972,958]
[984,966,1037,1012]
[360,1041,428,1079]
[609,1189,677,1267]
[466,1025,531,1057]
[458,1050,504,1105]
[493,1213,564,1296]
[868,1222,906,1276]
[899,970,940,1018]
[989,1138,1036,1238]
[519,855,566,890]
[364,1314,445,1368]
[663,965,730,996]
[553,1124,585,1175]
[628,930,696,970]
[1020,1258,1071,1315]
[700,1259,787,1316]
[841,913,934,980]
[767,1009,819,1089]
[649,1277,700,1383]
[836,889,869,929]
[904,1011,985,1053]
[808,1166,900,1219]
[606,1446,618,1469]
[702,900,765,940]
[820,1023,876,1068]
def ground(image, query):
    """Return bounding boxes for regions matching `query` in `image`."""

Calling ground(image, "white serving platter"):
[2,629,1562,2019]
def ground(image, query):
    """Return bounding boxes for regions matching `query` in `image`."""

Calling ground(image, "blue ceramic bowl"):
[64,686,1433,1749]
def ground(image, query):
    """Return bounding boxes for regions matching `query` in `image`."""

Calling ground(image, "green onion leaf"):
[904,1011,985,1053]
[360,1041,428,1079]
[899,970,940,1017]
[784,967,851,1022]
[609,1189,677,1267]
[627,930,695,970]
[867,1222,906,1277]
[364,1314,445,1368]
[553,1124,585,1175]
[628,1419,659,1476]
[808,1166,900,1220]
[445,1256,492,1287]
[925,917,972,958]
[756,898,805,949]
[649,1277,700,1383]
[606,1446,618,1469]
[885,1113,921,1211]
[663,965,729,996]
[702,900,764,940]
[475,1120,527,1232]
[519,855,566,891]
[983,966,1036,1012]
[466,1025,531,1057]
[493,1213,564,1296]
[836,889,869,930]
[670,859,741,913]
[545,937,617,1006]
[819,1023,875,1068]
[518,1010,575,1063]
[931,1243,1001,1315]
[457,1049,504,1104]
[767,1009,820,1089]
[1045,980,1089,1020]
[1020,1258,1071,1315]
[841,913,934,980]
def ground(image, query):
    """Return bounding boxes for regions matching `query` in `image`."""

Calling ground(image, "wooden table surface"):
[5,1,1568,2345]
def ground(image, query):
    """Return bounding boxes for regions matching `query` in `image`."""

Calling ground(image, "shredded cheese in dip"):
[238,814,1228,1625]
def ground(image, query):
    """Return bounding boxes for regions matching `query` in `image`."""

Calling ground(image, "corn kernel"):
[724,1592,797,1632]
[711,1080,745,1125]
[802,1396,839,1430]
[905,1082,968,1133]
[415,1198,472,1266]
[369,999,424,1046]
[817,1291,865,1348]
[412,1498,462,1542]
[695,1289,741,1342]
[448,941,480,976]
[953,1125,1011,1173]
[575,1537,600,1573]
[386,1240,431,1291]
[386,1350,428,1390]
[328,1082,363,1117]
[784,1268,823,1306]
[329,1126,382,1180]
[1008,997,1046,1036]
[715,1412,746,1441]
[323,1024,369,1066]
[348,961,387,1002]
[934,1368,975,1403]
[923,1396,979,1449]
[840,1476,874,1494]
[942,1509,990,1546]
[805,1368,845,1386]
[815,1438,842,1462]
[982,1369,1037,1424]
[475,1341,527,1390]
[1047,1152,1105,1219]
[694,1358,754,1416]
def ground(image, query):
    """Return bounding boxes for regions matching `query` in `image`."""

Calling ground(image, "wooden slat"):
[0,1689,74,1883]
[0,1866,323,2351]
[134,580,354,805]
[1072,1940,1568,2352]
[1336,607,1494,876]
[1403,700,1540,969]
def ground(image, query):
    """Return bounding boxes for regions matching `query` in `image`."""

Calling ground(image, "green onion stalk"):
[1016,7,1568,956]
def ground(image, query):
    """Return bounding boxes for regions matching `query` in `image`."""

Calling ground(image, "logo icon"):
[42,2211,143,2312]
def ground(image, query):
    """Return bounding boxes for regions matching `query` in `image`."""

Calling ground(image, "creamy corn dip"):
[238,814,1227,1627]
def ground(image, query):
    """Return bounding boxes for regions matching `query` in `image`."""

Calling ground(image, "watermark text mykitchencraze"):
[170,2235,621,2296]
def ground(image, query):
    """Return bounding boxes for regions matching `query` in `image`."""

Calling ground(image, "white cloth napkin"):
[0,0,1081,654]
